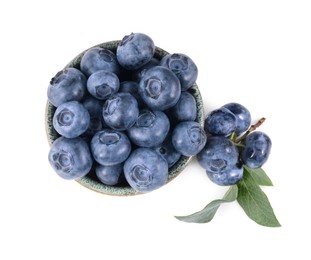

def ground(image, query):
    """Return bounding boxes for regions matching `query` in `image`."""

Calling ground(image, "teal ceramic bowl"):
[45,40,204,196]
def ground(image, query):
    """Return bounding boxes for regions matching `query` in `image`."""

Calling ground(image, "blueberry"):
[154,135,181,167]
[160,53,198,91]
[96,163,124,186]
[116,33,155,70]
[197,136,239,173]
[48,137,92,180]
[172,121,207,156]
[138,66,181,111]
[205,107,237,136]
[87,70,120,100]
[82,96,105,136]
[80,47,120,77]
[119,81,144,108]
[206,164,243,186]
[91,129,131,166]
[223,102,251,135]
[127,109,170,148]
[132,58,160,82]
[124,148,168,193]
[47,68,86,107]
[169,91,197,122]
[103,92,139,131]
[53,101,90,138]
[241,131,272,168]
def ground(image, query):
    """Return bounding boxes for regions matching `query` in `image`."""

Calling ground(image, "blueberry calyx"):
[57,109,74,126]
[168,54,188,74]
[130,165,152,187]
[104,97,120,115]
[209,159,227,172]
[99,131,121,145]
[98,49,114,62]
[188,126,205,145]
[120,33,134,46]
[136,111,156,127]
[95,84,112,99]
[144,78,162,99]
[51,150,74,173]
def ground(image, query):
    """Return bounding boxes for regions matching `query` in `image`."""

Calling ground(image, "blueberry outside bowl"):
[45,40,204,196]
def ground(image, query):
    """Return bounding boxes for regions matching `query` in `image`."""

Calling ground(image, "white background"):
[1,0,310,259]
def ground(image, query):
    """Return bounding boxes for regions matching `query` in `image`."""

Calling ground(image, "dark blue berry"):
[124,148,168,193]
[154,135,181,167]
[96,163,124,186]
[172,121,207,156]
[117,33,155,70]
[80,47,120,77]
[47,68,86,107]
[206,164,243,186]
[241,131,272,168]
[91,129,131,166]
[160,53,198,91]
[48,137,92,180]
[87,70,120,100]
[103,92,139,131]
[119,81,144,108]
[138,66,181,111]
[169,91,197,122]
[53,101,90,138]
[223,102,251,135]
[197,136,239,173]
[205,107,237,136]
[127,109,170,147]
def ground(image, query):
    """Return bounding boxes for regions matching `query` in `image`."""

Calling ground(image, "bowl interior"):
[45,41,204,196]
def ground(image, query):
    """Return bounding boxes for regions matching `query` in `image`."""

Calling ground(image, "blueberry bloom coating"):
[91,129,131,166]
[124,148,168,193]
[206,164,243,186]
[172,121,207,156]
[132,58,160,82]
[139,66,181,111]
[47,68,86,107]
[82,96,105,136]
[95,163,124,186]
[53,101,90,138]
[197,136,239,173]
[169,91,197,122]
[205,107,237,136]
[222,102,251,135]
[87,70,120,100]
[160,53,198,91]
[119,81,144,108]
[80,47,120,77]
[116,33,155,70]
[154,135,181,167]
[48,137,92,180]
[127,110,170,147]
[103,92,139,131]
[241,131,272,168]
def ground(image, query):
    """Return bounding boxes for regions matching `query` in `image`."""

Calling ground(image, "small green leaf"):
[244,165,273,186]
[237,170,281,227]
[175,185,238,223]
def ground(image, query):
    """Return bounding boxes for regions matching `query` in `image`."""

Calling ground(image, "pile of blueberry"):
[197,103,272,186]
[47,33,205,193]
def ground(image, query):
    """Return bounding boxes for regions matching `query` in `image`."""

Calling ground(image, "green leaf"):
[237,170,281,227]
[244,165,273,186]
[175,185,238,223]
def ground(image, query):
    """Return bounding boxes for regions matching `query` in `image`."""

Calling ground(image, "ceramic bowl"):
[45,40,204,196]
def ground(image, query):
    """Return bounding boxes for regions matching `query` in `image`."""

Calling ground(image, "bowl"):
[45,40,204,196]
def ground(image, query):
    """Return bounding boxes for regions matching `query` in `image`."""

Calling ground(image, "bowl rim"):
[45,40,205,196]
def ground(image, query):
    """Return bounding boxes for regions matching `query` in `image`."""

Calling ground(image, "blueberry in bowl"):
[45,35,204,196]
